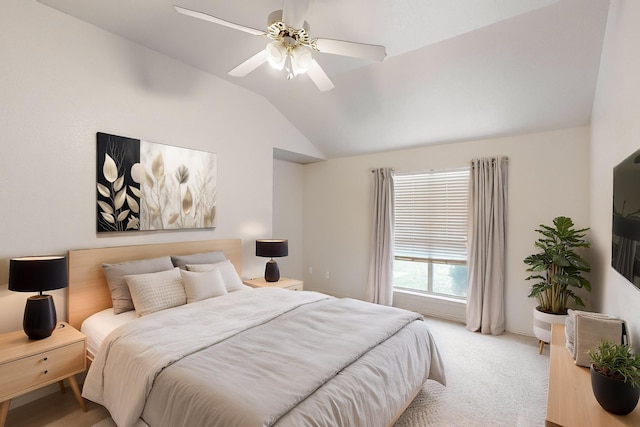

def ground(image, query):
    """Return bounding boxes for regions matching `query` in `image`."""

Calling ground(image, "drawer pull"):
[44,370,48,374]
[43,357,48,361]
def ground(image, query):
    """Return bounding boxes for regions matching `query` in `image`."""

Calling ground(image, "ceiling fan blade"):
[228,50,270,77]
[306,59,335,92]
[174,5,266,37]
[314,38,386,61]
[282,0,310,29]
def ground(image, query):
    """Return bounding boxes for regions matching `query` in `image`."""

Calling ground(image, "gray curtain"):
[366,168,395,306]
[466,157,508,335]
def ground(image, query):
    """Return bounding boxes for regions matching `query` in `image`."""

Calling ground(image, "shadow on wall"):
[0,258,8,292]
[124,44,204,96]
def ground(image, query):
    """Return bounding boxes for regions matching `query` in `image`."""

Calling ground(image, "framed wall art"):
[96,132,217,233]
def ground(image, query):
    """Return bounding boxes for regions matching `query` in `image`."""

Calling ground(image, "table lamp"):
[256,239,288,282]
[9,256,68,340]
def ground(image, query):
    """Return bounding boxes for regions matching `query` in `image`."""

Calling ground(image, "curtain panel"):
[366,168,395,306]
[466,156,508,335]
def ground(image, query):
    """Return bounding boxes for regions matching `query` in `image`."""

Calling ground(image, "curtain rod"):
[469,156,509,163]
[394,166,469,175]
[371,156,508,174]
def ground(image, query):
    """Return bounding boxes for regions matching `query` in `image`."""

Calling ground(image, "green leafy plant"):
[523,216,591,314]
[588,340,640,388]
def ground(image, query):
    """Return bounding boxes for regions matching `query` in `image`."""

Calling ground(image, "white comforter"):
[83,288,445,427]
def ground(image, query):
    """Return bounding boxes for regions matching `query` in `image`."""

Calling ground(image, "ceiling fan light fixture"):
[266,41,287,71]
[174,4,384,91]
[291,46,312,76]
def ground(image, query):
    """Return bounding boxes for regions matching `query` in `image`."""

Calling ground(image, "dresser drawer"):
[286,283,303,291]
[0,341,85,400]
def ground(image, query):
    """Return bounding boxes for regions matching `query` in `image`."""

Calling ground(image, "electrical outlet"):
[309,267,313,275]
[325,271,330,279]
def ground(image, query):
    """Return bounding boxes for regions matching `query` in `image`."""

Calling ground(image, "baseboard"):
[393,291,466,323]
[9,383,60,409]
[9,372,87,410]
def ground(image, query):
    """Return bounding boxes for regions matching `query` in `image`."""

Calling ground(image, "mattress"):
[81,308,137,357]
[83,288,445,427]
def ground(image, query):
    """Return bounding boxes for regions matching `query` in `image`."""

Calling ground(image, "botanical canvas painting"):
[96,132,217,233]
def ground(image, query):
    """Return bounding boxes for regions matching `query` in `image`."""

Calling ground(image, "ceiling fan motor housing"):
[267,10,311,47]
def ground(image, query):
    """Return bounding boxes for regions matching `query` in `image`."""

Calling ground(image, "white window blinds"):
[394,168,470,262]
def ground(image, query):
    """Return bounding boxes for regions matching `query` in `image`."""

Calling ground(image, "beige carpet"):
[394,317,549,427]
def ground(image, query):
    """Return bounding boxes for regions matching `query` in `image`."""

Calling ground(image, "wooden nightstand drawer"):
[0,341,84,400]
[287,283,303,291]
[0,323,88,425]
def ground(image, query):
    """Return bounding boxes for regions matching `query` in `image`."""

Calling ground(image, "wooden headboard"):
[67,239,242,330]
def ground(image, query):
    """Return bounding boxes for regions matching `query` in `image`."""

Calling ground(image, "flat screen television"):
[612,147,640,289]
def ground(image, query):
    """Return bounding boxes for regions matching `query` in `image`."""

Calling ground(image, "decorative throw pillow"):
[102,256,175,314]
[125,268,186,317]
[186,259,249,292]
[170,251,226,270]
[179,268,227,303]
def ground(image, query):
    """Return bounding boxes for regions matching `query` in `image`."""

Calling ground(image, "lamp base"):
[23,295,57,340]
[264,259,280,282]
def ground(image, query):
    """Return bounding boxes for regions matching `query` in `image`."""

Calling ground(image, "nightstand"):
[243,277,304,291]
[0,323,87,427]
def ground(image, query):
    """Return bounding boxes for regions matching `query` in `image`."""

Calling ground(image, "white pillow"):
[125,268,186,317]
[179,268,227,303]
[186,260,249,292]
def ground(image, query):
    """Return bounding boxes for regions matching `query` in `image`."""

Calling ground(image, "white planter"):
[533,307,568,343]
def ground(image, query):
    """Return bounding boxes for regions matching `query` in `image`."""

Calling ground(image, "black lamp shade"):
[256,239,288,258]
[9,256,68,292]
[9,256,68,340]
[256,240,288,282]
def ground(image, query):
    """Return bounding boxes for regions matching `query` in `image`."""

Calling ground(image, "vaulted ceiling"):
[36,0,610,158]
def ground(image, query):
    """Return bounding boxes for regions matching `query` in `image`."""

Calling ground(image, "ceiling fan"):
[173,1,386,91]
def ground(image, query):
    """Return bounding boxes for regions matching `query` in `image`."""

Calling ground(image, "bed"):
[69,239,445,427]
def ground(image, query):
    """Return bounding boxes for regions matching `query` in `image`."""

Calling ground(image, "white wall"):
[0,1,322,334]
[303,127,591,335]
[271,159,304,281]
[590,0,640,345]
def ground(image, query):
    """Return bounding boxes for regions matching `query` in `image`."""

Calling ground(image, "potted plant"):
[588,340,640,415]
[523,216,591,345]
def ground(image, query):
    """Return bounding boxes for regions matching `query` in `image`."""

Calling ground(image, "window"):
[393,168,470,299]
